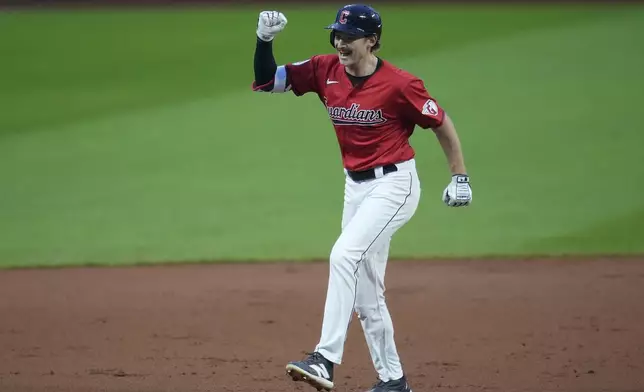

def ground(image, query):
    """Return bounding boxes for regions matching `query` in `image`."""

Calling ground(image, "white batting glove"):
[256,11,288,42]
[442,174,472,207]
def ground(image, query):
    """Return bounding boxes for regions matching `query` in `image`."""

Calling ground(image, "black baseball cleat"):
[365,375,413,392]
[285,351,334,391]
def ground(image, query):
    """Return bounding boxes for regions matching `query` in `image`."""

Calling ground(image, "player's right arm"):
[251,11,322,96]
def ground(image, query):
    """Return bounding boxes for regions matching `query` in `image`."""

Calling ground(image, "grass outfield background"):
[0,4,643,268]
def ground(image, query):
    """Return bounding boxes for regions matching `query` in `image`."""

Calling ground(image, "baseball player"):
[252,4,472,392]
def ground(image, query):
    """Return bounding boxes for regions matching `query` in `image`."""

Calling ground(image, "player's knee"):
[354,303,380,321]
[329,242,361,270]
[329,245,349,270]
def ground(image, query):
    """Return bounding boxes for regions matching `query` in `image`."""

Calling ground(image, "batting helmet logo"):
[339,10,350,24]
[325,4,383,49]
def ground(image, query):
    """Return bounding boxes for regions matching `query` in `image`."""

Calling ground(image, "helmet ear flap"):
[329,31,335,48]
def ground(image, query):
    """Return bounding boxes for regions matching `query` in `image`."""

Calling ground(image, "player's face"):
[334,32,375,66]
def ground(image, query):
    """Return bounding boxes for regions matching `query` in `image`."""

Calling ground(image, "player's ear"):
[367,35,378,52]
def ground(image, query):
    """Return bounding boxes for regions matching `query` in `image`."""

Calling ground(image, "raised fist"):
[257,11,288,42]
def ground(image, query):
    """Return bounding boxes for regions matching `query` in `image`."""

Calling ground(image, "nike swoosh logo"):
[326,79,339,84]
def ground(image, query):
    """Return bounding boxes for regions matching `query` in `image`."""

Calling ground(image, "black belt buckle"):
[347,163,398,182]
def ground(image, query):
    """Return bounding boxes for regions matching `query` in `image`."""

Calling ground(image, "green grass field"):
[1,4,643,268]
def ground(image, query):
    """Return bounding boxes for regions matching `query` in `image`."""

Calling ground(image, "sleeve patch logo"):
[422,99,439,116]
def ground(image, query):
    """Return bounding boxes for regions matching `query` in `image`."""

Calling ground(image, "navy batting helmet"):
[324,4,382,49]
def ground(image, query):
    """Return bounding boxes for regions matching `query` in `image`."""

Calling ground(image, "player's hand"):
[256,11,288,42]
[442,174,472,207]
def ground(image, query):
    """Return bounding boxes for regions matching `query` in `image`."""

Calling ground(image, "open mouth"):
[337,48,352,59]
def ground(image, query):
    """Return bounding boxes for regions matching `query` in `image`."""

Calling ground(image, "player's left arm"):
[432,113,467,176]
[400,78,472,207]
[432,113,472,207]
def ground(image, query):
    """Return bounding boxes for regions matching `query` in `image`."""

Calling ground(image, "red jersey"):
[285,54,445,172]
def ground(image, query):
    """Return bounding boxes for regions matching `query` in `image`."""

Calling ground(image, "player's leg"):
[354,238,405,383]
[285,175,365,391]
[355,240,413,392]
[314,163,420,365]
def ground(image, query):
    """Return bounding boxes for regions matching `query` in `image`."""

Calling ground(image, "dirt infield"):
[1,257,643,392]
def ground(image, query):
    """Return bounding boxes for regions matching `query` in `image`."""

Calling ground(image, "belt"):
[346,163,398,182]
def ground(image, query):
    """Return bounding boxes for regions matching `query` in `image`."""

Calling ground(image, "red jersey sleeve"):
[284,56,324,97]
[400,78,445,129]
